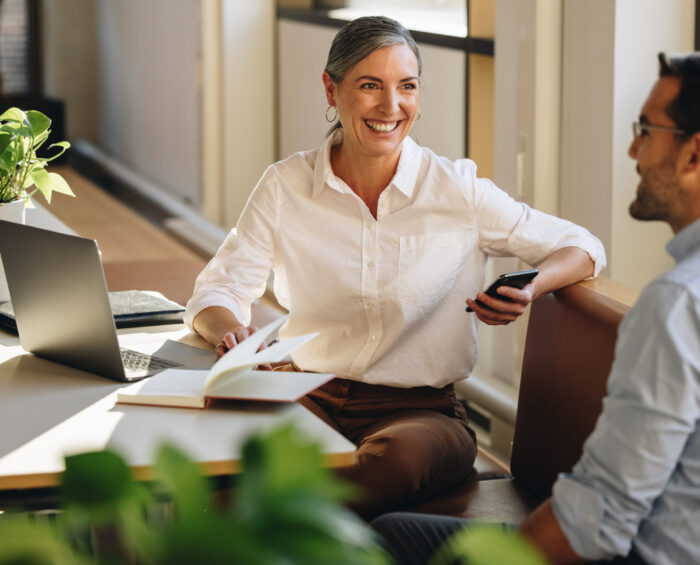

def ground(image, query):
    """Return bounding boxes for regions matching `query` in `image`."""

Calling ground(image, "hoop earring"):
[415,108,422,121]
[325,105,337,122]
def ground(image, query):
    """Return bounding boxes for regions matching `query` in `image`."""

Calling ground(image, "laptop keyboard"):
[120,348,182,371]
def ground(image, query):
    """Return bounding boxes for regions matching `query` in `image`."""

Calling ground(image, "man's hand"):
[519,499,584,564]
[466,283,535,325]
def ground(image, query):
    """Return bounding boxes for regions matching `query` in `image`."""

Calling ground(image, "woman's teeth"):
[365,120,399,133]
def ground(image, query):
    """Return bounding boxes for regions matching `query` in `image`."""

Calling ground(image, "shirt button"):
[367,261,375,268]
[370,334,377,341]
[365,221,372,229]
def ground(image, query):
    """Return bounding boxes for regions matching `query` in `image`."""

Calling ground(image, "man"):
[371,51,700,565]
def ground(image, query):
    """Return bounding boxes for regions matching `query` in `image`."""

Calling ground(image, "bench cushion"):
[510,282,629,499]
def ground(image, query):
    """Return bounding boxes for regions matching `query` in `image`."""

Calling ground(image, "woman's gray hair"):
[324,16,421,135]
[325,16,422,83]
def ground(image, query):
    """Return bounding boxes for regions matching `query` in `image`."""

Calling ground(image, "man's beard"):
[629,159,679,223]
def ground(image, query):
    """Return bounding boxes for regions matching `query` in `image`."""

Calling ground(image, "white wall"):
[559,0,616,271]
[277,20,332,158]
[610,0,695,287]
[96,0,201,207]
[219,0,276,228]
[277,19,466,161]
[560,0,695,290]
[41,0,98,144]
[477,0,563,389]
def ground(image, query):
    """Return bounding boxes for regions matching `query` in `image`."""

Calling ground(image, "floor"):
[45,165,283,325]
[47,166,204,265]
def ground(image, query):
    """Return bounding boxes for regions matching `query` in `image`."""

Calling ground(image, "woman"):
[185,16,605,518]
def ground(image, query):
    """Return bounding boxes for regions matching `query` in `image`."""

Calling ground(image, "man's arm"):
[519,499,584,565]
[466,246,595,325]
[521,282,699,562]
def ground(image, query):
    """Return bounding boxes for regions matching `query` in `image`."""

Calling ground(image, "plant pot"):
[0,198,26,303]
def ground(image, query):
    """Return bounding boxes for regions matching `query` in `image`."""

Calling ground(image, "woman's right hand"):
[192,306,272,369]
[216,325,261,358]
[216,325,272,370]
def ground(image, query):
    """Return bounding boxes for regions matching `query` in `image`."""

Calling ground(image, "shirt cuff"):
[560,237,606,279]
[551,475,628,561]
[183,294,250,332]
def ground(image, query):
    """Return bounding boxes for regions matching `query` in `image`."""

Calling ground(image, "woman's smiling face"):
[323,43,420,162]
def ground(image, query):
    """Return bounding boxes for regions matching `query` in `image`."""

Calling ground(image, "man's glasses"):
[632,121,686,139]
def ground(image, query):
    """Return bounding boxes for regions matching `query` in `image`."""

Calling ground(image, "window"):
[322,0,467,37]
[0,0,31,95]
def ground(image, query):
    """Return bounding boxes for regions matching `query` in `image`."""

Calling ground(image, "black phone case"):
[466,269,538,312]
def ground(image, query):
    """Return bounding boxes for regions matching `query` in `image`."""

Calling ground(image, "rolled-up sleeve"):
[184,167,278,329]
[550,282,699,560]
[470,172,606,276]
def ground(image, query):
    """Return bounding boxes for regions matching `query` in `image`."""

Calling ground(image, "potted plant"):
[0,106,74,215]
[0,106,74,301]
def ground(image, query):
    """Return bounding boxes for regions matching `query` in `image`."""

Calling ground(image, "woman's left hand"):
[465,283,535,325]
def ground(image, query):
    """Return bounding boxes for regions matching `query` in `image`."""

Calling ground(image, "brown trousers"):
[298,377,478,520]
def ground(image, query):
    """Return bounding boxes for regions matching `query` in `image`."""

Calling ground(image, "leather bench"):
[402,276,638,523]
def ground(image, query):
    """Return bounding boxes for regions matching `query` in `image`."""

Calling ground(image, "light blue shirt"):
[552,218,700,565]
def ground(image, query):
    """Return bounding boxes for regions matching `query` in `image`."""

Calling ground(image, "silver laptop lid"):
[0,220,126,381]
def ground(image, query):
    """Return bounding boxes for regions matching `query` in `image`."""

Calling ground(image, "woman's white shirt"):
[185,131,605,388]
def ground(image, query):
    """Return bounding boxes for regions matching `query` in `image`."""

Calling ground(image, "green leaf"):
[431,525,550,565]
[157,519,278,565]
[26,109,51,136]
[32,128,50,151]
[45,140,71,162]
[0,515,92,565]
[61,451,134,518]
[0,144,14,168]
[48,172,75,196]
[0,131,12,155]
[0,107,26,124]
[154,443,211,519]
[15,136,25,161]
[30,167,53,202]
[0,122,20,134]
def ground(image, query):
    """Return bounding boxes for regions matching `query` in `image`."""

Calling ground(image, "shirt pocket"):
[398,232,467,309]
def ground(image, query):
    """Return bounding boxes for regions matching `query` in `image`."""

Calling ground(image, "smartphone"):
[466,269,539,312]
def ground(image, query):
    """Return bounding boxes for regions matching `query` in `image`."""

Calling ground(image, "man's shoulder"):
[618,254,700,362]
[659,246,700,297]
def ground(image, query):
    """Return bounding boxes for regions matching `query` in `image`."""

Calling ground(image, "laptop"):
[0,220,213,382]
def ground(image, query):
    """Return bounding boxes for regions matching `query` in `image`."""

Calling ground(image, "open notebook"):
[117,316,334,408]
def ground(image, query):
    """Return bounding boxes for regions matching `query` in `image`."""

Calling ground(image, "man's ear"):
[679,133,700,205]
[681,132,700,174]
[322,71,336,106]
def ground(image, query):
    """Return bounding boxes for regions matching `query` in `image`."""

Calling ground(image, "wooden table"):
[0,325,355,503]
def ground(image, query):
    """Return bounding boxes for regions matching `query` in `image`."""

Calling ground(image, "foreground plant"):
[431,523,549,565]
[0,425,389,565]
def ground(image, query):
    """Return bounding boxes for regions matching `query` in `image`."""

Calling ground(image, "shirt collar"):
[312,129,346,198]
[311,130,422,199]
[392,136,421,198]
[666,217,700,263]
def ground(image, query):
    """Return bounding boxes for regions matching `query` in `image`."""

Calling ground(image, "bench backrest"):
[509,277,637,500]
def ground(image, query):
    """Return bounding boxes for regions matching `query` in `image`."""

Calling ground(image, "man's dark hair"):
[658,52,700,139]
